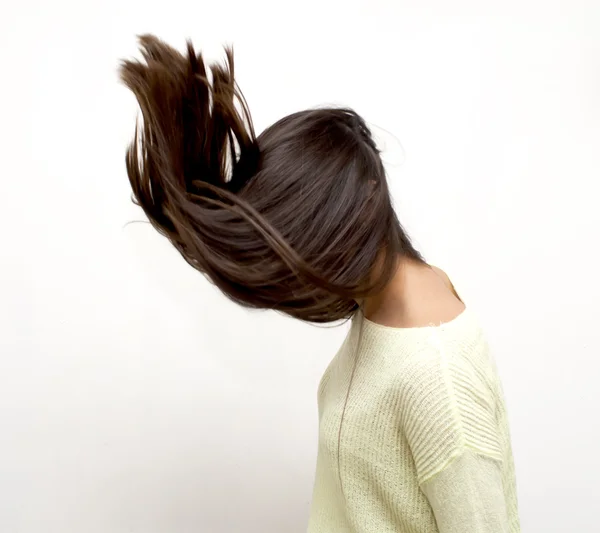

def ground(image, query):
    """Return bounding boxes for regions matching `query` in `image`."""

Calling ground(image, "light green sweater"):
[307,309,519,533]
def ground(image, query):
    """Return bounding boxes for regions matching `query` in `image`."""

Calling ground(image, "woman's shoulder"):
[361,262,496,378]
[398,263,466,329]
[392,308,498,410]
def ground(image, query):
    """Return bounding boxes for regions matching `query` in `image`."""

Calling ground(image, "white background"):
[1,1,599,532]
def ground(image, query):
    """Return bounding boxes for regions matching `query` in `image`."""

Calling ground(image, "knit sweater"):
[307,308,519,533]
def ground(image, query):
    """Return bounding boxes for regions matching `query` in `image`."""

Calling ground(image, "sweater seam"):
[419,444,504,486]
[433,329,466,449]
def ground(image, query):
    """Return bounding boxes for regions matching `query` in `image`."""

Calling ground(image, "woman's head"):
[120,35,422,323]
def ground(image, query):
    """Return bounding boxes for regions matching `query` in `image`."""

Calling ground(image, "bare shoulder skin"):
[430,265,462,302]
[364,260,466,329]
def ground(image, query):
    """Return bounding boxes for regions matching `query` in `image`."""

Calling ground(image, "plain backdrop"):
[1,1,599,532]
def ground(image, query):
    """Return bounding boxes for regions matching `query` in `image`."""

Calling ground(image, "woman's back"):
[310,304,519,533]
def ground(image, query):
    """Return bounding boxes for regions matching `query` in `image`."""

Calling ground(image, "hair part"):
[120,34,423,323]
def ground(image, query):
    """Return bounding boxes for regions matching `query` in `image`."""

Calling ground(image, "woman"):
[120,35,519,533]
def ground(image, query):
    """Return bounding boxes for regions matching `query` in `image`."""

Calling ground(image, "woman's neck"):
[362,258,464,328]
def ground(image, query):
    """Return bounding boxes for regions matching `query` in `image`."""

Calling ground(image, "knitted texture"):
[307,309,519,533]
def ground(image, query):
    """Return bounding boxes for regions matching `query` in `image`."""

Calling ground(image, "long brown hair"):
[120,35,423,323]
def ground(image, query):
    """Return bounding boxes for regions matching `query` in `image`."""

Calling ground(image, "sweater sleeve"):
[399,341,509,531]
[421,451,509,533]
